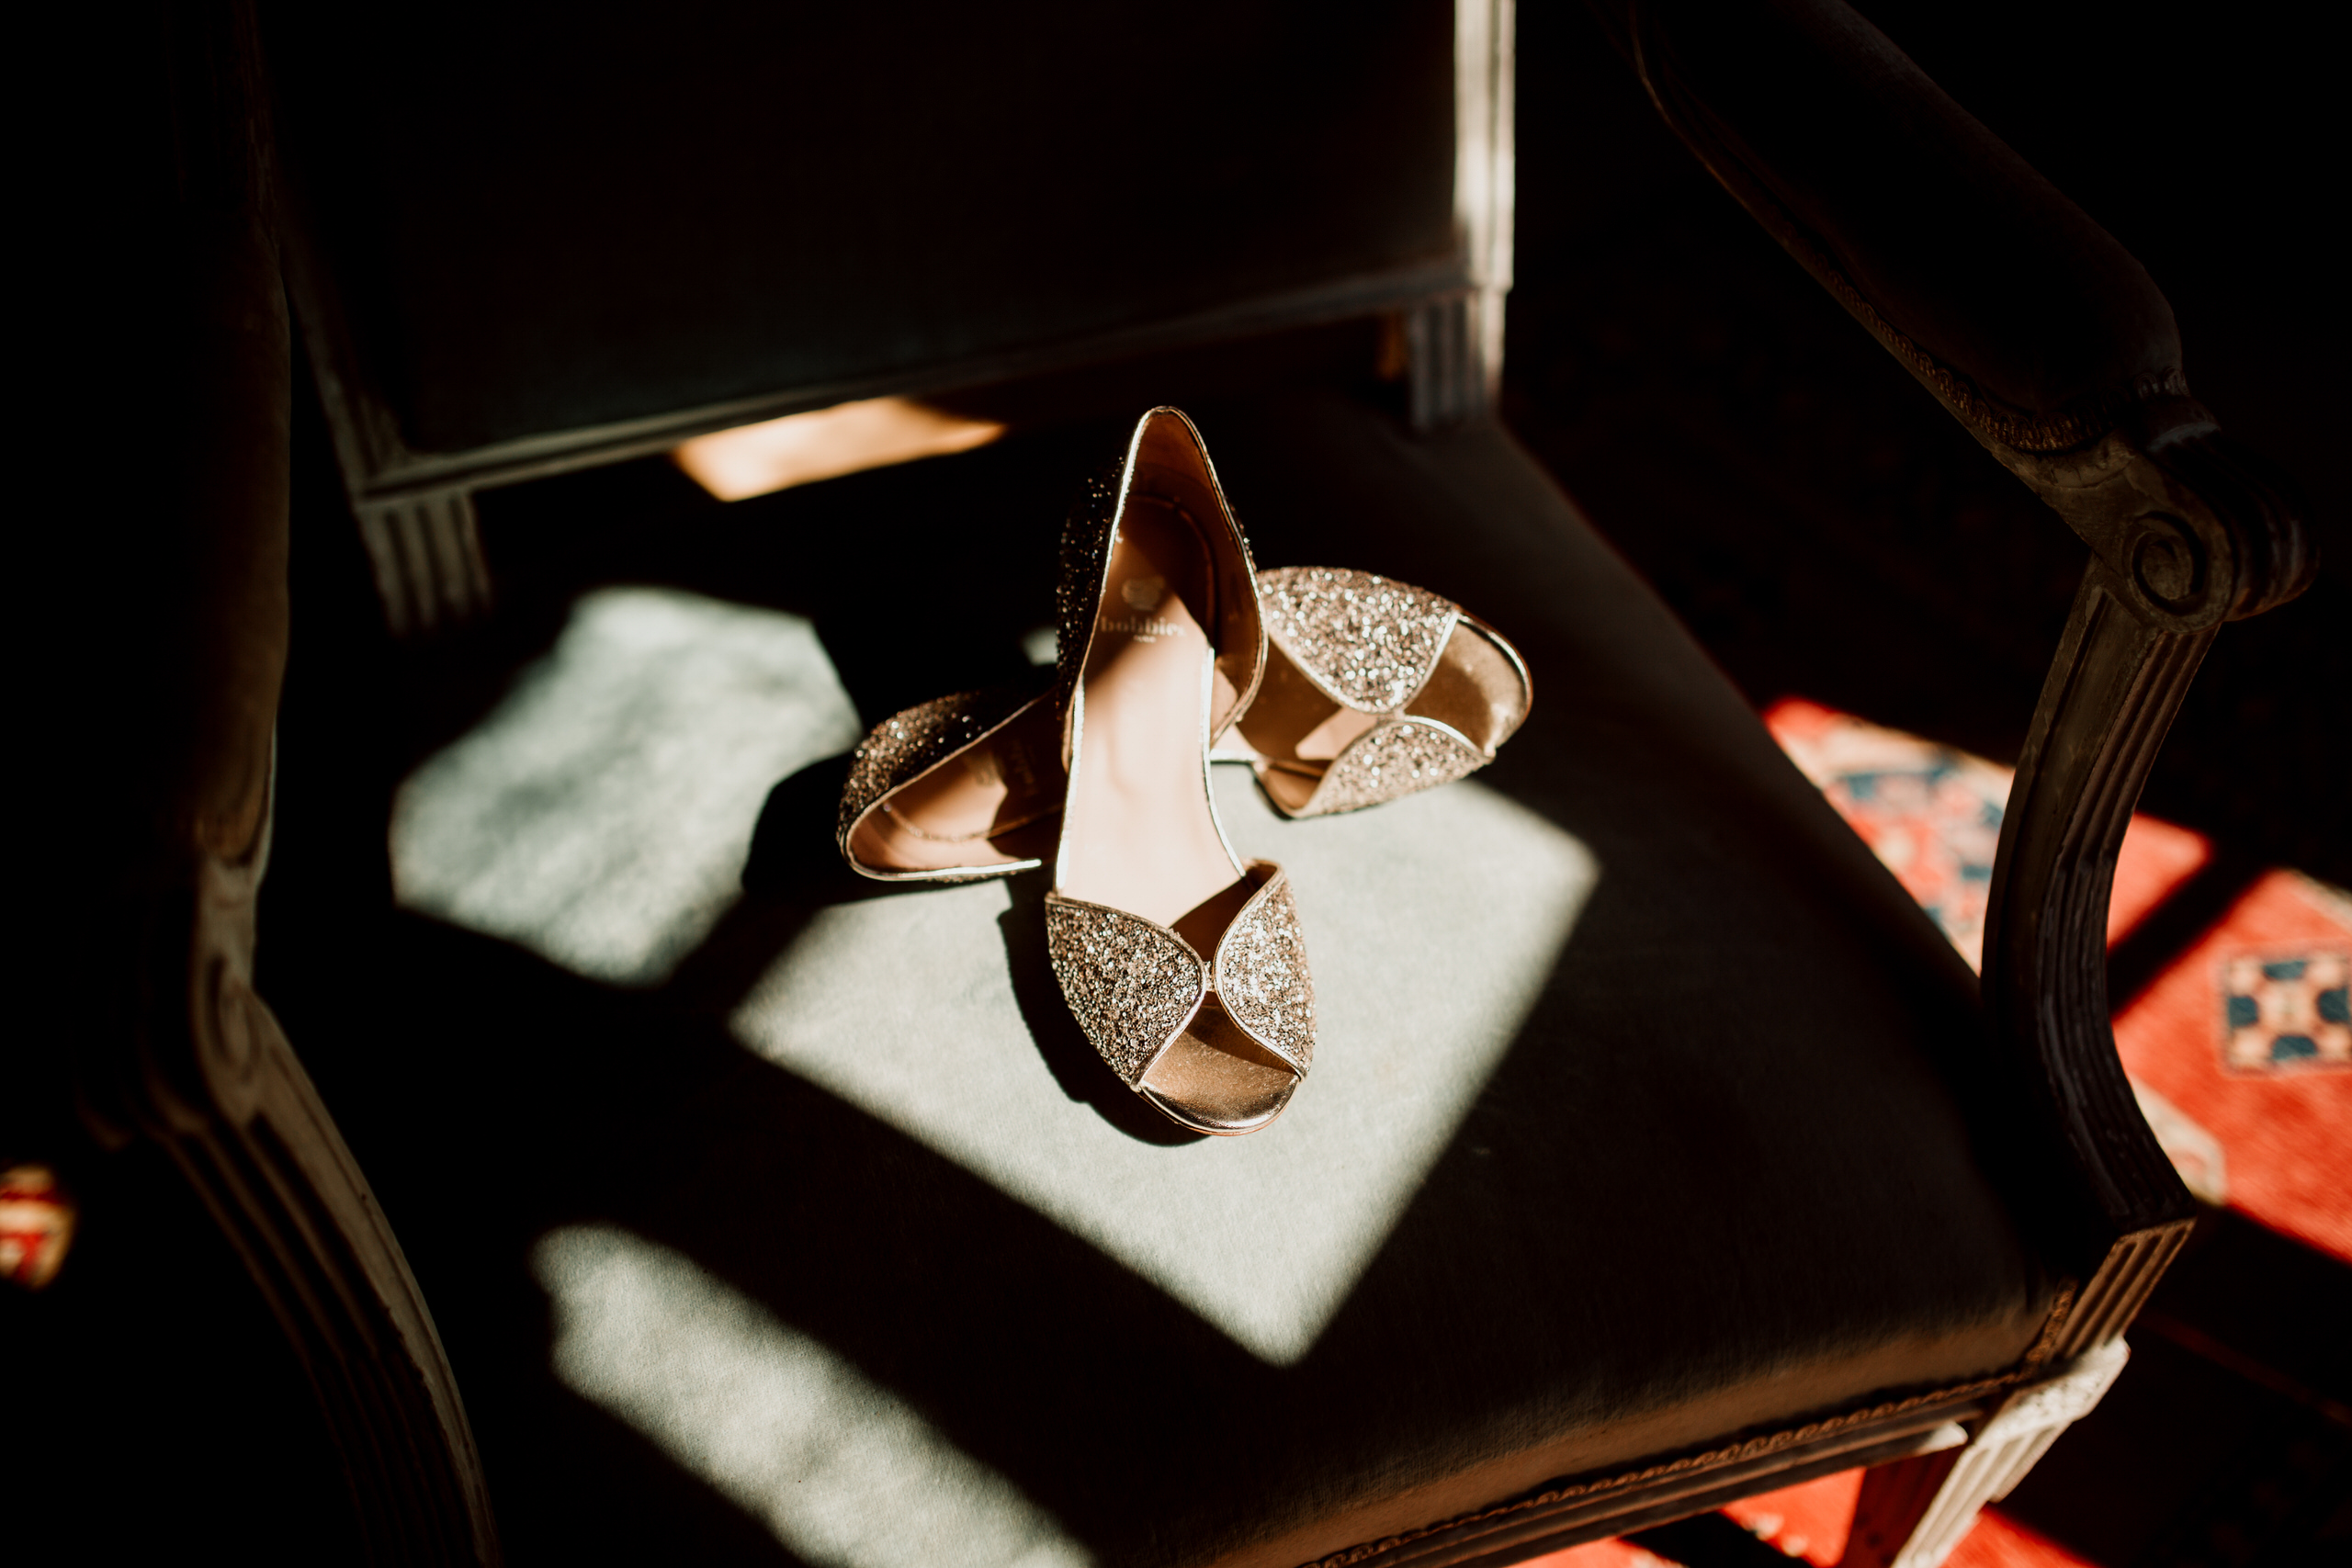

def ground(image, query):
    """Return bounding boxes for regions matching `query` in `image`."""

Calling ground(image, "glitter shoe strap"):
[1211,863,1316,1077]
[836,682,1048,880]
[1044,894,1210,1087]
[1295,716,1489,818]
[1257,566,1462,716]
[1046,872,1317,1089]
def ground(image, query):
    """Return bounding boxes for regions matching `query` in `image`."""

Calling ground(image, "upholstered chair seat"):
[364,393,2057,1567]
[71,2,2304,1562]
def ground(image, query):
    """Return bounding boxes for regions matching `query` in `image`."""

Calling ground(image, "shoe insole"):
[848,698,1062,874]
[1060,486,1296,1131]
[1059,491,1241,925]
[1139,991,1299,1133]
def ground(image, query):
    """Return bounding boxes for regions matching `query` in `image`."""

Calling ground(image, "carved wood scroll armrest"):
[1595,0,2316,1336]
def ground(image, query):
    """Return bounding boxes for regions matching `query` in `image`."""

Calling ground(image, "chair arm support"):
[1980,564,2207,1343]
[1981,407,2302,1352]
[1592,0,2318,1344]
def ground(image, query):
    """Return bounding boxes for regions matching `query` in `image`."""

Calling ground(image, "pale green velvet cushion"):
[377,393,2052,1567]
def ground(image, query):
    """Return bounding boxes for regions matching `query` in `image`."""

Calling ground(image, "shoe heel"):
[836,684,1060,882]
[1239,568,1532,818]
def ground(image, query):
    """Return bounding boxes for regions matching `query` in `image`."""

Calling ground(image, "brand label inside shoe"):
[1099,614,1186,641]
[1102,575,1183,640]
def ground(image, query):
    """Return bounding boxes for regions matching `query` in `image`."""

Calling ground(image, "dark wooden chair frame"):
[106,2,2311,1565]
[282,2,1516,639]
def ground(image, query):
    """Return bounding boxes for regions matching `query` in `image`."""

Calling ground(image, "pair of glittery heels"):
[835,409,1531,1134]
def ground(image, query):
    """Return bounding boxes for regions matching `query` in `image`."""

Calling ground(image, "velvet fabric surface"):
[359,395,2058,1567]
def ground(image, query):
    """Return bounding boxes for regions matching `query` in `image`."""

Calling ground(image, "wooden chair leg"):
[85,805,503,1566]
[354,491,495,637]
[70,1,495,1551]
[1839,1338,2129,1568]
[1406,0,1512,434]
[1406,289,1494,431]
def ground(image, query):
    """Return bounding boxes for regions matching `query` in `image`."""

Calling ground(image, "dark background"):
[267,0,1457,451]
[1509,0,2347,887]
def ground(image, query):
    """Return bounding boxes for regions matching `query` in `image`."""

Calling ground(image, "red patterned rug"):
[1531,1478,2095,1564]
[1764,698,2351,1262]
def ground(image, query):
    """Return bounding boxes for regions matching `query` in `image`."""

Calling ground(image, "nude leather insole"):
[850,699,1060,873]
[1060,491,1296,1129]
[1058,494,1241,925]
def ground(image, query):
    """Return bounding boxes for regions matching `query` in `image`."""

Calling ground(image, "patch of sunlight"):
[730,771,1598,1364]
[398,592,1598,1364]
[673,397,1005,502]
[536,1226,1090,1567]
[391,588,861,986]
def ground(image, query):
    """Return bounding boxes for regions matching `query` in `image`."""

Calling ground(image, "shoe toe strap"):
[1045,895,1208,1087]
[1046,867,1317,1087]
[1210,863,1315,1078]
[1259,565,1460,714]
[1301,717,1487,818]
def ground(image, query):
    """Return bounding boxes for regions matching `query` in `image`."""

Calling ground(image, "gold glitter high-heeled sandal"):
[839,563,1533,870]
[1044,408,1314,1135]
[836,682,1064,882]
[1220,567,1532,818]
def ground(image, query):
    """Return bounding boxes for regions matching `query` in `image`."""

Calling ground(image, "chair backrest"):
[265,1,1512,630]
